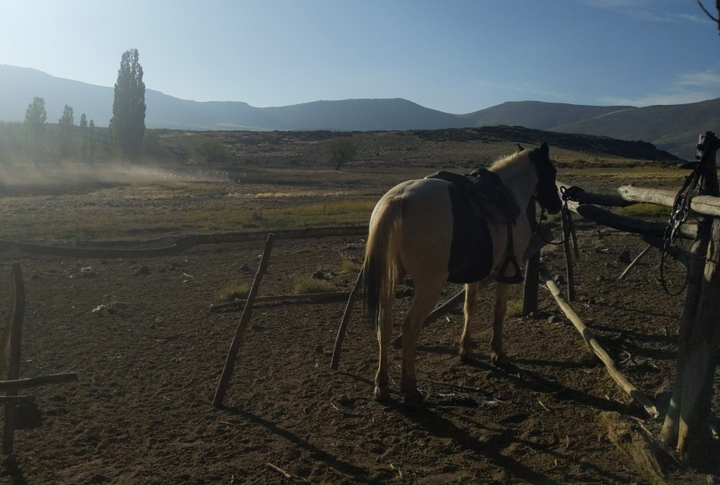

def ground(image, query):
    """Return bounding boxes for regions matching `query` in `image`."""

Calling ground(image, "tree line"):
[0,48,146,167]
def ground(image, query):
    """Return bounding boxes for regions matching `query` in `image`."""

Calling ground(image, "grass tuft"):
[506,300,524,318]
[294,275,333,294]
[340,253,362,273]
[614,203,670,218]
[219,282,250,301]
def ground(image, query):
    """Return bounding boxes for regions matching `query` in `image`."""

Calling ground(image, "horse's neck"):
[491,160,536,211]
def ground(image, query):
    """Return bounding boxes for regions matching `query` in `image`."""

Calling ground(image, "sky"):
[1,0,720,114]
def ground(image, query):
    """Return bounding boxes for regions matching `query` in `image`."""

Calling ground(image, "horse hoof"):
[491,352,510,367]
[459,349,475,364]
[403,390,424,410]
[374,385,390,403]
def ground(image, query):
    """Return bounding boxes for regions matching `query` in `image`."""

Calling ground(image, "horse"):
[363,142,562,408]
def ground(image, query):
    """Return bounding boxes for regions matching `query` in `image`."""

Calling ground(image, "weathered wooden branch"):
[619,184,720,218]
[0,225,368,259]
[567,201,696,240]
[0,373,78,392]
[522,200,541,316]
[390,289,467,348]
[557,183,636,207]
[211,292,352,312]
[213,234,275,408]
[562,207,576,301]
[539,264,659,418]
[331,270,364,370]
[618,245,653,280]
[3,263,25,455]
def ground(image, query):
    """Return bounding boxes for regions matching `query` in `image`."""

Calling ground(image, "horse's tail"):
[364,197,404,332]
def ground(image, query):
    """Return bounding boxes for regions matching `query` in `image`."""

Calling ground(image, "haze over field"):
[1,1,719,114]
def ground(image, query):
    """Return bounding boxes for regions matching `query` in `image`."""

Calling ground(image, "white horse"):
[363,143,562,408]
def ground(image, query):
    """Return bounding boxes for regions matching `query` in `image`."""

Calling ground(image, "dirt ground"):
[0,153,716,484]
[0,224,715,484]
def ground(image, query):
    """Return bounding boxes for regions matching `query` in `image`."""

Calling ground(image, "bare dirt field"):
[0,138,716,484]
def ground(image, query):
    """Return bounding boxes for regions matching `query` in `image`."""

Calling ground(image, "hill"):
[2,64,718,159]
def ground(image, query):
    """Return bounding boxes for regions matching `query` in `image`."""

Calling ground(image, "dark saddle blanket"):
[425,169,523,284]
[426,169,522,225]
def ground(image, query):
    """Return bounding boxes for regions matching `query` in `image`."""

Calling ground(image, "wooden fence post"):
[522,200,540,316]
[562,206,576,302]
[330,269,363,370]
[213,233,275,408]
[3,263,25,455]
[660,132,720,467]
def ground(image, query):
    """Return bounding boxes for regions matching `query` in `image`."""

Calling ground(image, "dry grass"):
[293,276,333,294]
[219,282,250,302]
[506,299,524,318]
[340,254,363,273]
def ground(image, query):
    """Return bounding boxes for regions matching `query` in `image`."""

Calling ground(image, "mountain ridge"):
[2,64,718,159]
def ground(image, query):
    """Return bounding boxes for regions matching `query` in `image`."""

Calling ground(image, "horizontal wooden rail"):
[619,185,720,218]
[0,225,369,259]
[0,373,78,391]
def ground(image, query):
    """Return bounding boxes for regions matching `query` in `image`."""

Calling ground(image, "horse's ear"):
[516,143,524,152]
[541,142,549,157]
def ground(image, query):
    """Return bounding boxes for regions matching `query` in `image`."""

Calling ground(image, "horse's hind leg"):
[374,291,396,403]
[401,281,444,409]
[490,282,511,366]
[459,282,479,362]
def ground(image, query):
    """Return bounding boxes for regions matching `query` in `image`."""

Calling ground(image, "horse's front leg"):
[459,282,479,362]
[490,282,511,366]
[401,283,443,409]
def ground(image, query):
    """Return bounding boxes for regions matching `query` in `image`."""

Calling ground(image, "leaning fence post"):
[522,200,540,316]
[561,206,576,301]
[3,263,25,455]
[331,269,363,370]
[661,132,720,467]
[213,233,275,408]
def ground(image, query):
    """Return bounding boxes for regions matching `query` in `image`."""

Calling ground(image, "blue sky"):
[1,0,720,114]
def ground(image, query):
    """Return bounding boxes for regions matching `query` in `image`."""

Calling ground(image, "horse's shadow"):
[390,403,628,485]
[222,405,372,483]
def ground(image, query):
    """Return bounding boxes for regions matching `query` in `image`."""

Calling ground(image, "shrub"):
[323,137,358,170]
[195,138,229,165]
[219,282,250,301]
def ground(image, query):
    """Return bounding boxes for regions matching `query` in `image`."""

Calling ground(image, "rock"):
[617,249,632,264]
[312,271,326,280]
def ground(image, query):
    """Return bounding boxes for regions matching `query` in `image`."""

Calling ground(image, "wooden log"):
[0,395,34,403]
[618,245,653,280]
[0,373,78,392]
[539,264,659,418]
[567,202,696,239]
[213,233,275,408]
[522,200,540,316]
[0,225,367,259]
[3,263,24,455]
[562,207,576,301]
[619,185,720,218]
[560,185,636,207]
[210,292,352,312]
[391,289,467,348]
[331,270,364,370]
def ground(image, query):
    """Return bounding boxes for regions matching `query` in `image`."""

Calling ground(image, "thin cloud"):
[575,0,707,23]
[598,69,720,106]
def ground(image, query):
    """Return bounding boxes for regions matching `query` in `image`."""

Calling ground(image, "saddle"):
[426,169,524,284]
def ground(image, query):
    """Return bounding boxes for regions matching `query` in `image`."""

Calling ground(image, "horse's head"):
[529,143,562,214]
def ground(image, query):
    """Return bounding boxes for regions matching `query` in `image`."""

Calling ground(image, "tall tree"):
[58,104,74,158]
[79,113,88,161]
[87,120,96,165]
[110,48,146,160]
[24,97,47,167]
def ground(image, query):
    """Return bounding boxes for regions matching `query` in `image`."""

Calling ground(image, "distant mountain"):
[0,65,470,132]
[462,101,635,131]
[2,64,719,159]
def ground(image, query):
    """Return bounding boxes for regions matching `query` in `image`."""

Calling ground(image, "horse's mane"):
[489,149,527,171]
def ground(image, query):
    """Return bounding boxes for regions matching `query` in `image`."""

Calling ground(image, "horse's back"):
[373,178,454,281]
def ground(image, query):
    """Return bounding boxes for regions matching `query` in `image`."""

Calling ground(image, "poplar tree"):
[110,49,146,160]
[79,113,88,161]
[58,105,74,158]
[24,97,47,167]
